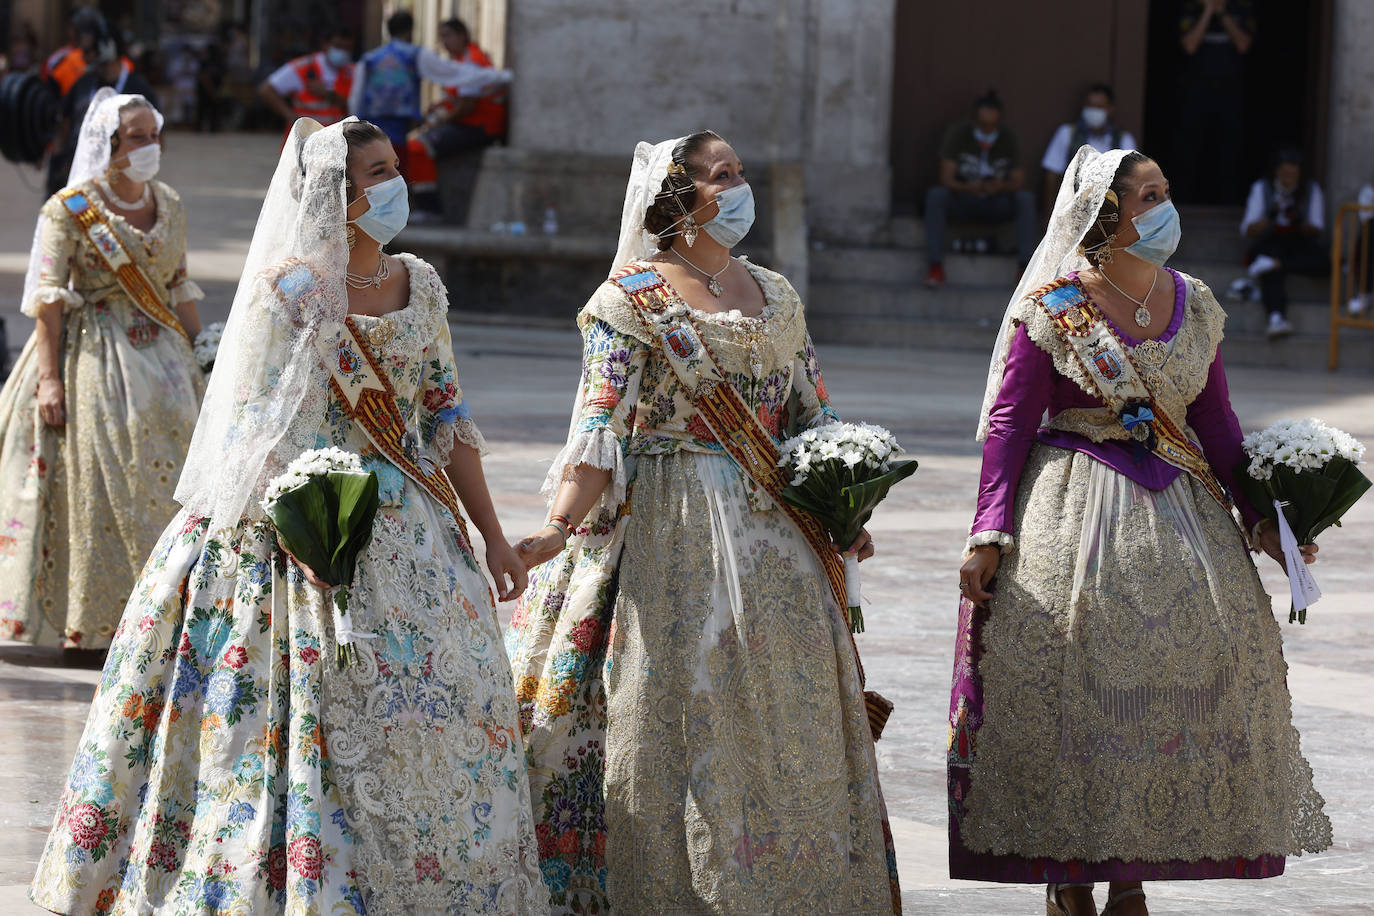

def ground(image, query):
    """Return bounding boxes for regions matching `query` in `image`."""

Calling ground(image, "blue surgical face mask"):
[703,183,755,248]
[326,47,352,69]
[350,175,409,245]
[1124,199,1181,266]
[972,127,999,145]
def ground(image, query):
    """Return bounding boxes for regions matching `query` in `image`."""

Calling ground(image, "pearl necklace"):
[1101,267,1159,328]
[97,174,150,210]
[346,253,390,290]
[673,248,729,297]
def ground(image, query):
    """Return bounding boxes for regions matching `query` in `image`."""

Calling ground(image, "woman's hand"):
[959,545,1000,609]
[515,526,567,570]
[487,539,530,602]
[278,540,334,589]
[36,377,65,427]
[1256,520,1319,571]
[838,528,875,562]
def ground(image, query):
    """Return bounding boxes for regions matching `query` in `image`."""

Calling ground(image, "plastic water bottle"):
[542,207,559,235]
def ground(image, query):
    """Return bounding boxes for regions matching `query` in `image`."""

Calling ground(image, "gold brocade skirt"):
[603,450,899,914]
[0,300,202,648]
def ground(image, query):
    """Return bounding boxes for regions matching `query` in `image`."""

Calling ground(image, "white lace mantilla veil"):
[174,117,351,532]
[976,144,1133,441]
[538,137,686,507]
[20,87,166,313]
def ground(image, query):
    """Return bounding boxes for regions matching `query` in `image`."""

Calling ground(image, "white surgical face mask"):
[349,174,410,245]
[326,47,352,69]
[120,143,161,182]
[1081,106,1109,130]
[703,183,755,248]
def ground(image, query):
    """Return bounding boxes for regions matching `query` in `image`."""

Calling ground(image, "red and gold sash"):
[57,187,190,341]
[320,316,473,553]
[1033,278,1235,517]
[611,265,893,740]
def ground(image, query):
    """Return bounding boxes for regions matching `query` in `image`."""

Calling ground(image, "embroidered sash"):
[1033,279,1235,516]
[319,316,473,552]
[611,265,893,740]
[57,188,190,341]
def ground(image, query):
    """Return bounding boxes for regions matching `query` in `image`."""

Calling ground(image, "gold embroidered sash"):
[319,316,473,552]
[57,187,190,341]
[1033,279,1235,517]
[611,266,893,739]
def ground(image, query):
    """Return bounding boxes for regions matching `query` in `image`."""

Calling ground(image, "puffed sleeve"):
[169,253,205,306]
[419,319,487,463]
[21,198,85,317]
[968,321,1055,552]
[791,331,841,430]
[539,312,650,512]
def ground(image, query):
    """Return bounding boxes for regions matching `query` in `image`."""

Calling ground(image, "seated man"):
[349,10,510,181]
[1241,147,1326,339]
[1041,83,1137,205]
[408,17,508,218]
[924,91,1034,288]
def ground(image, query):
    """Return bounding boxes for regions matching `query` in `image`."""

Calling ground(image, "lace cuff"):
[171,280,205,305]
[21,285,84,317]
[966,529,1015,553]
[430,416,490,465]
[540,426,629,513]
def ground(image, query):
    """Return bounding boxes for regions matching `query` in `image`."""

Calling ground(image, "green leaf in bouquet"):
[833,459,920,547]
[1301,457,1372,542]
[266,480,335,579]
[326,471,380,590]
[1233,462,1280,525]
[1270,463,1341,544]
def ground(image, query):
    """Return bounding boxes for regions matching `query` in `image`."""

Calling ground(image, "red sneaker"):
[925,263,946,288]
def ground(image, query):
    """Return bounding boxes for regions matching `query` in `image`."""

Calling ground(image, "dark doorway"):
[1143,0,1333,206]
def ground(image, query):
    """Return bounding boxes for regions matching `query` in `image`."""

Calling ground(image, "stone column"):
[1327,0,1374,206]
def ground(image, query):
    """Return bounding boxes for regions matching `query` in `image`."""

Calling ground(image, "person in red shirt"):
[257,27,355,138]
[408,18,508,218]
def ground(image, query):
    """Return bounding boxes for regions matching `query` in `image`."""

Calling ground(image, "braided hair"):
[1078,150,1151,267]
[642,130,724,250]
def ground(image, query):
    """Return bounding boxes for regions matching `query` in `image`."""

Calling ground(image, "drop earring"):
[681,214,698,247]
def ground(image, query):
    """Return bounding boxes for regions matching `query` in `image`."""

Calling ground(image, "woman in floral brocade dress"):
[507,131,901,915]
[0,90,204,650]
[29,118,547,915]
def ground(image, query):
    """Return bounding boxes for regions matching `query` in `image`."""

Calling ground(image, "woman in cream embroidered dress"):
[30,119,547,915]
[507,132,900,915]
[950,148,1330,916]
[0,90,205,649]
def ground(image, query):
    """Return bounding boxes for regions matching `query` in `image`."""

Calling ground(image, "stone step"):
[804,312,1374,373]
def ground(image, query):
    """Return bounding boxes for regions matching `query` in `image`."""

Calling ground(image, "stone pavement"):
[1,133,1373,914]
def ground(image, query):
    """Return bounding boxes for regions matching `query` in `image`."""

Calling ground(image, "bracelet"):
[544,519,570,543]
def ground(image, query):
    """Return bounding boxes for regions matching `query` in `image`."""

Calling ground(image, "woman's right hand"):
[36,377,65,427]
[278,539,334,589]
[515,527,567,570]
[959,544,1000,609]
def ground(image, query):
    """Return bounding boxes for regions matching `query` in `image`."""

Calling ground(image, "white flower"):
[1242,417,1365,479]
[193,321,225,372]
[261,447,366,508]
[778,422,908,482]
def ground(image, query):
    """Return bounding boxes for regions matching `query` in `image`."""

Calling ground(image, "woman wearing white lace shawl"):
[505,131,900,915]
[949,146,1331,916]
[30,117,548,916]
[0,88,205,650]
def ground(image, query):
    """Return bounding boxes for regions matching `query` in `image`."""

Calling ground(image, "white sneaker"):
[1249,254,1280,277]
[1349,294,1370,317]
[1227,277,1256,301]
[1267,312,1294,339]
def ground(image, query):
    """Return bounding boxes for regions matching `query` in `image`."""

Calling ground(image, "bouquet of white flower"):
[1238,418,1370,622]
[192,321,225,374]
[777,423,918,632]
[262,447,380,663]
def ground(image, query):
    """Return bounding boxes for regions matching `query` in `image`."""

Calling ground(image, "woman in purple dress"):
[949,147,1331,916]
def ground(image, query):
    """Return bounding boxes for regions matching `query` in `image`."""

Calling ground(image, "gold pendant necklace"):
[346,252,390,290]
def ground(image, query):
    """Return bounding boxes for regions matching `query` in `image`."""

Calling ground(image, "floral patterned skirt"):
[0,305,202,648]
[508,451,899,915]
[948,445,1331,883]
[30,495,547,915]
